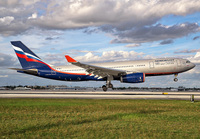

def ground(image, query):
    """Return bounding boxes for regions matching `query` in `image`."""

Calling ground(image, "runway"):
[0,90,200,100]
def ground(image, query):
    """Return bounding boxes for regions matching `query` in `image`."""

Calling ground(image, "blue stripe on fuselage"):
[35,69,105,81]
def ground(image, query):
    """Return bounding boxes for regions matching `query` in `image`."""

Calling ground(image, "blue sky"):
[1,0,200,88]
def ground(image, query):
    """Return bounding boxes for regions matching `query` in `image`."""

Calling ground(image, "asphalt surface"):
[0,90,200,100]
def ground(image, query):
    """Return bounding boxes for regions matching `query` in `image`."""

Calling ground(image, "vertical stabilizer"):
[11,41,49,69]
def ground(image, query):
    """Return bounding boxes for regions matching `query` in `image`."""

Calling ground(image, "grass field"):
[0,99,200,138]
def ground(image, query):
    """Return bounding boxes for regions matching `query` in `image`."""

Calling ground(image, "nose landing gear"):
[174,74,178,82]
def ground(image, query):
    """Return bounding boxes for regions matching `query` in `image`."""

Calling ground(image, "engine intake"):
[120,73,145,83]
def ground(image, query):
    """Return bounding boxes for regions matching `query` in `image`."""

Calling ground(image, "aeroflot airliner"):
[10,41,195,91]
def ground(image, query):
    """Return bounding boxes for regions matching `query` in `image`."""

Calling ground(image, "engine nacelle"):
[120,73,145,83]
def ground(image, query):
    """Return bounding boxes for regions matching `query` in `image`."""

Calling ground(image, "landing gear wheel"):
[174,78,178,82]
[174,74,178,82]
[102,85,107,92]
[108,83,113,89]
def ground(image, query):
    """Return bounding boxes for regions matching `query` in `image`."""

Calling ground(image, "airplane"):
[10,41,195,91]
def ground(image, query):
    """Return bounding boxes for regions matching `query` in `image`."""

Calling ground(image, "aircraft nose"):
[191,63,196,68]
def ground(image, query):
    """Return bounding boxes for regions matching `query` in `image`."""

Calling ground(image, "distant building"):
[0,87,6,90]
[178,86,185,91]
[170,88,178,92]
[54,86,74,90]
[14,87,32,90]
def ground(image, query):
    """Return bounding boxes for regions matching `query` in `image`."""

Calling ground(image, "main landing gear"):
[102,82,113,91]
[102,76,114,91]
[174,73,178,82]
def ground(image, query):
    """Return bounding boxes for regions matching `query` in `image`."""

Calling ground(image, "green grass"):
[0,99,200,138]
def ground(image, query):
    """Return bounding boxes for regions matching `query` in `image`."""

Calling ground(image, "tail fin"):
[11,41,49,69]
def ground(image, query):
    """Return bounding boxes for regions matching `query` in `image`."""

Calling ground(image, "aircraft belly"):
[38,70,106,82]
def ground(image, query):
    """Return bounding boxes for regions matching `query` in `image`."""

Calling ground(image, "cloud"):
[28,13,37,19]
[0,75,8,78]
[41,53,64,66]
[43,51,147,64]
[33,0,200,30]
[67,50,96,55]
[0,0,20,8]
[0,16,30,36]
[74,50,153,63]
[0,0,39,36]
[160,40,174,45]
[0,16,14,25]
[174,49,200,54]
[45,37,60,40]
[125,43,141,48]
[0,53,17,67]
[32,0,200,44]
[193,36,200,40]
[189,52,200,64]
[0,0,199,47]
[111,23,200,43]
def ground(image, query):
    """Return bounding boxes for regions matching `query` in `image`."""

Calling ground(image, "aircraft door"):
[149,61,154,69]
[176,59,181,67]
[51,70,56,75]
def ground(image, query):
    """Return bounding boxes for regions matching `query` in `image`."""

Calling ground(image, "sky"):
[1,0,200,88]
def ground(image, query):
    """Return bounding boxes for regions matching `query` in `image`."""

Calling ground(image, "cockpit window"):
[186,60,190,63]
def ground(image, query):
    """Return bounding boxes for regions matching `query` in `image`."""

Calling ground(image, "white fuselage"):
[54,58,195,76]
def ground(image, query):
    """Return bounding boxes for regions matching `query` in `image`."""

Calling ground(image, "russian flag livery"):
[11,41,50,70]
[10,41,195,91]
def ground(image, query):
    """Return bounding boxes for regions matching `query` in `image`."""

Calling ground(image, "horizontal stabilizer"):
[9,68,38,75]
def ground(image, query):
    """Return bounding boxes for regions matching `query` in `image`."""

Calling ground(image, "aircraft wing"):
[65,55,126,78]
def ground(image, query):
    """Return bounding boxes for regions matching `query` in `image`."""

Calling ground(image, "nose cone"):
[191,63,196,69]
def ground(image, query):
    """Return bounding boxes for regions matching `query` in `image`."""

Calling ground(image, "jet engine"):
[120,73,145,83]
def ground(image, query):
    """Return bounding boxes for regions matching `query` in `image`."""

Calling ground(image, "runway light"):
[190,94,194,103]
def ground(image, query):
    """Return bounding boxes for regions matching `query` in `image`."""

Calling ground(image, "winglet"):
[65,55,77,63]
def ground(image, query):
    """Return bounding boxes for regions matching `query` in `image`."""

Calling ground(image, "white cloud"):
[74,50,147,63]
[28,13,37,19]
[34,0,200,30]
[0,16,14,25]
[0,75,8,78]
[125,43,141,48]
[0,0,39,36]
[189,52,200,64]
